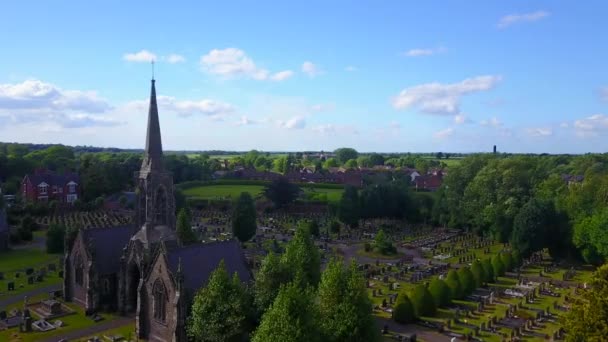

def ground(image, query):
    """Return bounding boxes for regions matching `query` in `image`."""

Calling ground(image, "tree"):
[470,260,486,288]
[252,282,321,342]
[177,208,198,245]
[511,198,552,259]
[18,215,36,241]
[281,225,321,288]
[264,177,300,208]
[334,148,359,164]
[393,290,416,324]
[187,260,251,342]
[373,229,396,255]
[573,207,608,264]
[254,252,286,313]
[410,284,436,317]
[564,264,608,341]
[445,270,463,299]
[344,159,358,169]
[323,158,339,169]
[329,220,341,235]
[457,267,476,296]
[46,224,65,254]
[491,255,505,277]
[302,219,320,238]
[338,186,360,227]
[369,153,385,166]
[482,258,495,282]
[232,192,257,242]
[318,259,378,342]
[500,252,513,272]
[428,278,451,307]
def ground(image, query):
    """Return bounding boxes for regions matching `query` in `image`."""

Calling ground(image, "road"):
[0,283,62,308]
[39,316,134,342]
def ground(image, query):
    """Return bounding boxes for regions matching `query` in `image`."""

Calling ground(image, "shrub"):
[410,284,436,317]
[445,270,463,299]
[457,267,476,296]
[428,278,451,307]
[393,290,416,324]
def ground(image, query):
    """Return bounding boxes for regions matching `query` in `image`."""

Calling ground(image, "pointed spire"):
[141,78,164,173]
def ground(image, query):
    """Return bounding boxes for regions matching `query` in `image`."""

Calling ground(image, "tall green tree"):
[491,255,505,277]
[410,284,436,317]
[482,258,495,282]
[338,186,360,227]
[176,208,198,245]
[318,259,378,342]
[428,278,451,307]
[187,261,252,342]
[457,267,476,296]
[445,270,463,299]
[373,229,396,255]
[281,225,321,288]
[511,198,553,259]
[232,192,257,242]
[263,177,300,208]
[393,290,416,324]
[46,224,65,254]
[254,252,286,313]
[334,148,359,164]
[470,260,486,288]
[252,283,321,342]
[564,264,608,341]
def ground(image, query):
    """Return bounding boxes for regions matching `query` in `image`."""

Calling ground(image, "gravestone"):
[8,281,15,291]
[27,276,34,285]
[25,268,34,276]
[0,311,6,320]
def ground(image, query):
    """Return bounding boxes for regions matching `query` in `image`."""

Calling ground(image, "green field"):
[0,248,61,273]
[181,184,344,203]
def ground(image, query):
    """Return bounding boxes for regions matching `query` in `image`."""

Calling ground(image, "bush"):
[457,267,476,296]
[470,260,486,288]
[393,290,416,324]
[492,255,506,277]
[428,278,451,307]
[445,270,463,299]
[500,252,513,272]
[46,224,65,253]
[410,284,436,317]
[373,229,396,255]
[482,258,495,282]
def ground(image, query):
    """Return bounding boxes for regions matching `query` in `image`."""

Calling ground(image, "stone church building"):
[63,79,251,341]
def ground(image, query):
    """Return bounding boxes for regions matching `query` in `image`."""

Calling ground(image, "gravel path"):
[39,316,134,342]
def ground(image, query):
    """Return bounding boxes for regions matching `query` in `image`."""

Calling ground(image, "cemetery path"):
[376,317,452,342]
[38,316,133,342]
[0,284,61,307]
[11,235,46,250]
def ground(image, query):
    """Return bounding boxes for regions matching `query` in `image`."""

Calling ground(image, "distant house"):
[20,169,80,204]
[414,174,443,191]
[562,174,584,187]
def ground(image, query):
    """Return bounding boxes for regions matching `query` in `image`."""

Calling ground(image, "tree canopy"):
[232,192,257,242]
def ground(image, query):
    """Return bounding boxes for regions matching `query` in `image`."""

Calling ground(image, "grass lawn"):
[0,249,61,273]
[182,185,265,199]
[182,184,344,203]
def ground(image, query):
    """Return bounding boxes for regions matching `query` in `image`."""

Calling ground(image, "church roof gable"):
[166,240,251,291]
[82,225,134,275]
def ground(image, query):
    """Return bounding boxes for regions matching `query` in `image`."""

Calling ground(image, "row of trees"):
[187,225,379,342]
[432,153,608,264]
[394,252,514,324]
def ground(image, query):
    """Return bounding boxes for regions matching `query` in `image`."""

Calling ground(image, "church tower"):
[132,78,177,247]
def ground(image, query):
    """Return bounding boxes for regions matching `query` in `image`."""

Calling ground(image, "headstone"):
[25,268,34,276]
[27,276,34,285]
[8,282,15,291]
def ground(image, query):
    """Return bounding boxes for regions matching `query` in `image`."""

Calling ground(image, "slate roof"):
[26,170,80,187]
[82,225,134,275]
[166,240,251,291]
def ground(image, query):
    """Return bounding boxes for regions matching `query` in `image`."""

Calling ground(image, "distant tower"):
[493,145,497,154]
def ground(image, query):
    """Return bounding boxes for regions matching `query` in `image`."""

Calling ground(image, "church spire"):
[141,77,164,173]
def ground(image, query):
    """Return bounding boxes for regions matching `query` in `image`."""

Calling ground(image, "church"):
[63,79,251,342]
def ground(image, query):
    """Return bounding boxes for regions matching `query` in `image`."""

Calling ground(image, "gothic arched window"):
[155,186,167,225]
[153,279,167,322]
[74,253,84,286]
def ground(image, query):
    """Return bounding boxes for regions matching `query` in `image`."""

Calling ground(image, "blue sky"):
[0,1,607,153]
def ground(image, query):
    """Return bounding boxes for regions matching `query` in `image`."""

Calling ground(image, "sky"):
[0,1,607,154]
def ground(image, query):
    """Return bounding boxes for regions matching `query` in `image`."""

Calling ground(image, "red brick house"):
[414,174,443,191]
[21,169,81,204]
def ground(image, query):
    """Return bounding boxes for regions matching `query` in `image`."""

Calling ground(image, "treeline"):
[431,153,608,264]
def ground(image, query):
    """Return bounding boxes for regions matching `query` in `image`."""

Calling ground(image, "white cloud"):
[574,114,608,137]
[403,47,447,57]
[392,75,502,115]
[270,70,294,81]
[165,54,185,64]
[200,48,292,82]
[302,61,321,77]
[277,116,306,129]
[526,127,553,137]
[497,11,550,29]
[454,114,472,124]
[312,124,336,135]
[128,95,235,118]
[0,80,111,113]
[234,116,258,126]
[123,50,157,63]
[480,117,503,127]
[345,66,358,72]
[560,122,569,128]
[434,127,454,139]
[311,103,335,112]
